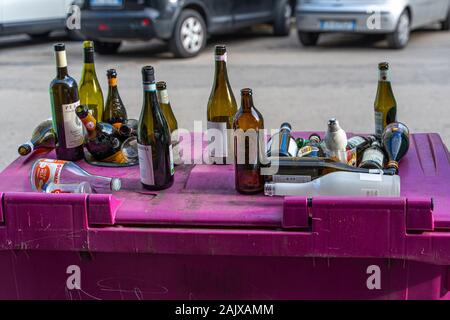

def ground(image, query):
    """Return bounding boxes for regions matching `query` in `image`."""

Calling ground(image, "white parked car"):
[296,0,450,49]
[0,0,74,39]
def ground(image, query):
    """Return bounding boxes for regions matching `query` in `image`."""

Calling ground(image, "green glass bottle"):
[103,69,127,125]
[79,41,104,122]
[374,62,397,137]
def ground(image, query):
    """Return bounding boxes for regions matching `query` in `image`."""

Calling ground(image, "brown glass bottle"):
[103,69,128,125]
[233,88,264,194]
[49,43,84,161]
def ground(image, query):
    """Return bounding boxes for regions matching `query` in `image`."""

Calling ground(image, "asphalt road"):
[1,26,449,171]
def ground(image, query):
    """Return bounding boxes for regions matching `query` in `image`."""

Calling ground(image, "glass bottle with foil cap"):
[207,45,238,165]
[49,43,84,161]
[137,66,174,191]
[75,104,126,164]
[382,122,410,174]
[79,40,104,122]
[374,62,397,137]
[103,69,128,125]
[233,88,264,194]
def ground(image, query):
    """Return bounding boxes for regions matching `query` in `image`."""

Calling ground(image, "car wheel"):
[387,11,410,49]
[93,41,121,55]
[298,32,320,46]
[29,32,51,40]
[169,9,207,58]
[441,9,450,30]
[273,0,292,36]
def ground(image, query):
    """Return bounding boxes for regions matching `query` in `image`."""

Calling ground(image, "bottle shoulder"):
[50,75,78,88]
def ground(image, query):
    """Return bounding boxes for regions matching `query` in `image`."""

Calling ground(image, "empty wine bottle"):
[138,66,174,191]
[79,40,104,121]
[207,45,238,165]
[30,158,121,192]
[233,88,264,194]
[18,119,57,156]
[267,123,298,157]
[156,81,178,138]
[374,62,397,137]
[44,182,92,194]
[103,69,128,125]
[75,104,126,163]
[359,141,385,170]
[265,171,400,197]
[49,43,84,161]
[382,122,410,174]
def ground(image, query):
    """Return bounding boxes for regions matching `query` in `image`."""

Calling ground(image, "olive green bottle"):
[374,62,397,137]
[207,45,238,165]
[103,69,127,125]
[156,81,178,138]
[79,41,104,122]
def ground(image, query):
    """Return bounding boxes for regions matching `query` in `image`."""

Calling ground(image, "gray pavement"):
[1,26,449,171]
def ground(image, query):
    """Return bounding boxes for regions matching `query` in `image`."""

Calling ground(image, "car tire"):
[441,10,450,30]
[387,10,410,49]
[29,32,51,40]
[273,0,292,36]
[298,32,320,46]
[169,9,207,58]
[93,41,121,55]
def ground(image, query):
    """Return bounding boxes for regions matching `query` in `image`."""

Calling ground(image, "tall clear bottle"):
[207,45,238,165]
[103,69,128,125]
[233,88,264,194]
[137,66,174,191]
[79,40,104,122]
[49,43,84,161]
[374,62,397,137]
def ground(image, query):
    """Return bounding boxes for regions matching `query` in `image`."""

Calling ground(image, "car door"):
[408,0,432,28]
[203,0,233,33]
[428,0,450,22]
[232,0,274,28]
[2,0,65,24]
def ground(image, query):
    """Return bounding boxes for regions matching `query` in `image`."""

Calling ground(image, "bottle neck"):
[79,112,98,139]
[157,89,170,105]
[143,82,159,106]
[241,94,253,112]
[108,78,118,94]
[55,50,68,79]
[214,54,229,86]
[84,49,95,64]
[379,68,390,82]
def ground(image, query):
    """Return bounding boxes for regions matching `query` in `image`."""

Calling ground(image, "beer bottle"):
[233,88,264,194]
[207,45,238,165]
[359,141,385,170]
[374,62,397,137]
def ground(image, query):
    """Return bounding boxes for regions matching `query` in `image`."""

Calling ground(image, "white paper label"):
[379,69,390,82]
[169,144,175,175]
[362,149,384,167]
[375,111,384,136]
[347,136,366,149]
[360,173,383,182]
[62,100,84,148]
[138,144,155,185]
[32,159,67,191]
[207,121,228,160]
[273,175,312,183]
[158,90,169,104]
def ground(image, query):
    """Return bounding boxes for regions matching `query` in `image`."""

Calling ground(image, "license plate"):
[90,0,123,7]
[320,20,356,31]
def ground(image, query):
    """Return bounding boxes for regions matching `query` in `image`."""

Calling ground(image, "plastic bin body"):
[0,132,449,300]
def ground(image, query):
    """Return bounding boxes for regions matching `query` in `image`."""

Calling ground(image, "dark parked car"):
[80,0,294,58]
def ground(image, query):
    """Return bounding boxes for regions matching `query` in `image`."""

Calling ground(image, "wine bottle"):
[103,69,128,125]
[347,135,377,163]
[49,43,84,161]
[18,119,57,156]
[156,81,178,139]
[267,123,298,157]
[137,66,174,191]
[265,171,400,197]
[374,62,397,137]
[75,104,126,163]
[233,88,264,194]
[30,158,121,192]
[359,141,385,170]
[267,157,391,182]
[44,182,92,194]
[79,40,104,122]
[207,45,238,165]
[382,122,410,174]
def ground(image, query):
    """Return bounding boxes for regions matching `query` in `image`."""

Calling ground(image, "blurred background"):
[0,0,449,171]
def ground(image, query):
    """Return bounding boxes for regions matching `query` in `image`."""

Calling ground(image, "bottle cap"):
[215,45,227,55]
[75,105,90,119]
[107,69,117,78]
[156,81,167,90]
[110,178,122,192]
[142,66,155,83]
[327,118,341,132]
[18,143,32,156]
[378,62,389,70]
[54,43,65,52]
[280,122,292,131]
[241,88,252,96]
